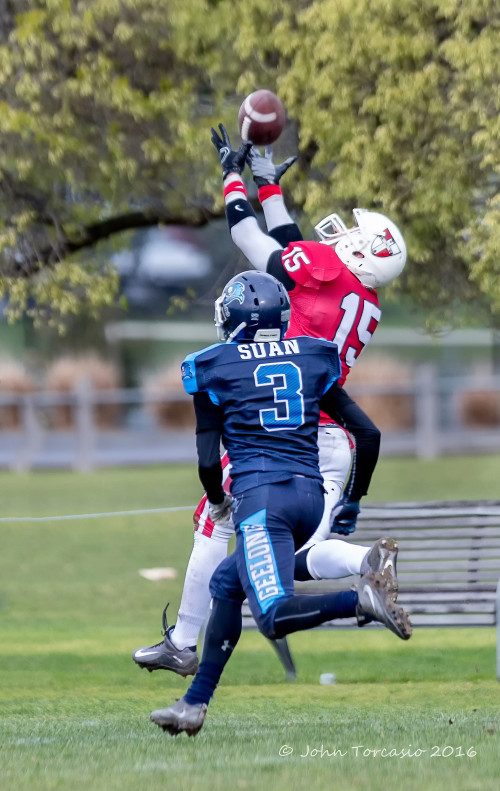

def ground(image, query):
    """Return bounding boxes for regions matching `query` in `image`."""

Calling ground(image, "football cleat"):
[151,696,207,737]
[356,571,412,641]
[132,605,199,677]
[360,537,399,601]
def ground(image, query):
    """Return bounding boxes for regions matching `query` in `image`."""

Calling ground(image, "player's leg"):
[172,453,234,650]
[293,426,398,595]
[150,479,411,735]
[232,477,410,642]
[133,458,233,674]
[172,522,232,650]
[150,552,246,735]
[294,424,370,579]
[297,534,398,584]
[234,478,358,638]
[300,424,352,548]
[162,478,339,712]
[132,521,233,674]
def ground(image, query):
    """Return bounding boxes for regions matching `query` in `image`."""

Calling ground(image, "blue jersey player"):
[150,271,412,737]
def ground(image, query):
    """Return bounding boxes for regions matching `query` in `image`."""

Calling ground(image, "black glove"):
[329,495,361,536]
[248,146,297,187]
[211,123,252,179]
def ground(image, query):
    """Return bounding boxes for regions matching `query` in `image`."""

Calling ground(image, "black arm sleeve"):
[320,383,381,501]
[269,222,303,248]
[193,391,225,504]
[266,248,296,291]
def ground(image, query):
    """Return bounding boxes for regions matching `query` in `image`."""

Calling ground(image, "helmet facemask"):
[314,208,407,289]
[214,295,247,342]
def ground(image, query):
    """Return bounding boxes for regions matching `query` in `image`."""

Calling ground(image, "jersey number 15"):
[333,292,381,367]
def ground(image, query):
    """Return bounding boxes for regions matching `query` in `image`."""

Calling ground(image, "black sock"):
[184,597,242,706]
[272,590,358,638]
[294,547,314,581]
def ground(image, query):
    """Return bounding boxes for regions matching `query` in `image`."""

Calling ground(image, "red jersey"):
[281,241,380,383]
[280,241,381,423]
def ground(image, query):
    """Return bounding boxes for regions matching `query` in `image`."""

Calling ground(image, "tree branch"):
[12,204,228,277]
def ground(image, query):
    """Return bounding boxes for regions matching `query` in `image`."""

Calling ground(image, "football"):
[238,89,286,146]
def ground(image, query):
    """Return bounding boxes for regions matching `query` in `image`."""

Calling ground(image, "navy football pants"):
[210,476,325,637]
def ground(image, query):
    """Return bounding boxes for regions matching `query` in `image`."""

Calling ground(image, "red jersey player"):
[132,127,406,678]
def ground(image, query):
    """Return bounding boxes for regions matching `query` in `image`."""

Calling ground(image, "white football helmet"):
[314,208,407,288]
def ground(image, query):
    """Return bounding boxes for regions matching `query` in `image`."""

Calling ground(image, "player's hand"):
[208,493,233,527]
[248,145,297,187]
[211,124,252,179]
[330,496,360,535]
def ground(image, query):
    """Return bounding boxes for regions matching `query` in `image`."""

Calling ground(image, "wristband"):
[223,178,247,202]
[258,184,282,202]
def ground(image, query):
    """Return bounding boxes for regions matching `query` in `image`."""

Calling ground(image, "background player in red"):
[132,126,407,677]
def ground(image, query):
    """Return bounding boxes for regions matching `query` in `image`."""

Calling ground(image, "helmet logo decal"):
[224,282,245,305]
[181,361,194,380]
[371,228,401,258]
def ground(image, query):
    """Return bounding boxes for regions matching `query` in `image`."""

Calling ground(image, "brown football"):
[238,90,286,146]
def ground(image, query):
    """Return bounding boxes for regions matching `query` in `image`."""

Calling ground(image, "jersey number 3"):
[254,362,304,432]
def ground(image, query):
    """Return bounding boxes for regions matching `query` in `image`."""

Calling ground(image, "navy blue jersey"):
[182,336,340,493]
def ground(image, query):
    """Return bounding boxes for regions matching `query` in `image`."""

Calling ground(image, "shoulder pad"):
[181,342,225,394]
[281,241,344,286]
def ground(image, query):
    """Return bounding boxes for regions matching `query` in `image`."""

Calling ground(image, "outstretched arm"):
[211,125,301,279]
[247,146,302,248]
[211,124,282,270]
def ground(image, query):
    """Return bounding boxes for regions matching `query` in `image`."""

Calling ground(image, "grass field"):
[1,457,499,790]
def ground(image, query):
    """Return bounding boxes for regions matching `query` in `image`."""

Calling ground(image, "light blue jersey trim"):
[181,342,223,395]
[322,371,341,395]
[317,339,341,395]
[291,336,340,394]
[240,509,285,614]
[207,389,220,406]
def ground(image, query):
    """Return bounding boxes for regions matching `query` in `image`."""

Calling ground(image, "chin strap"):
[225,322,247,343]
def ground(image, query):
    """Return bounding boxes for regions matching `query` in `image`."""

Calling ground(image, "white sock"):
[170,530,230,650]
[306,540,369,581]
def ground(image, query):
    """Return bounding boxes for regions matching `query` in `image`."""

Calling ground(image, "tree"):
[1,0,499,327]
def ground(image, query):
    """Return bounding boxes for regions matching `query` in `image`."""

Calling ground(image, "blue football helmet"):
[215,270,291,343]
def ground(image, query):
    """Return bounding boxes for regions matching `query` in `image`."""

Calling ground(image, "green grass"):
[368,454,500,502]
[2,453,500,518]
[0,459,499,790]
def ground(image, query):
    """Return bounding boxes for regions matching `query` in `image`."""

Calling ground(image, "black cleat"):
[151,696,207,737]
[132,605,199,677]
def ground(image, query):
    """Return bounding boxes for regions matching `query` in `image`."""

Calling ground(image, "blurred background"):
[2,228,500,471]
[1,0,500,472]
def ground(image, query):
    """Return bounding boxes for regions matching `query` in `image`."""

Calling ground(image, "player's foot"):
[151,696,207,736]
[356,571,412,640]
[360,537,398,600]
[132,605,199,677]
